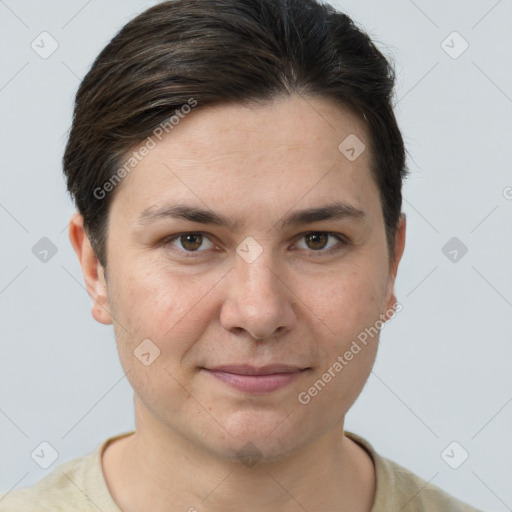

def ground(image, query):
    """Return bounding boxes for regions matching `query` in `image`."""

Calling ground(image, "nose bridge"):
[220,244,295,339]
[235,247,284,309]
[234,232,281,289]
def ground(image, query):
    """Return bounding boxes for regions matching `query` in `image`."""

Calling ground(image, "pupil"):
[307,233,327,250]
[182,234,202,251]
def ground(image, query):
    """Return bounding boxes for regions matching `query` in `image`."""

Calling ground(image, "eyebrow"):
[137,202,368,231]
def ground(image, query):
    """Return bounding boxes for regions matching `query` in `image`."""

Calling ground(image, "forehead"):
[155,96,369,169]
[110,95,381,227]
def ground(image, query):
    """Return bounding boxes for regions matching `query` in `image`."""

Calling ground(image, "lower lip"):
[203,369,306,393]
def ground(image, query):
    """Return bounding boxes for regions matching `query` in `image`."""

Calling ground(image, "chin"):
[203,409,316,464]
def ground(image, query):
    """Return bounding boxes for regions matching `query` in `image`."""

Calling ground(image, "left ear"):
[382,213,406,320]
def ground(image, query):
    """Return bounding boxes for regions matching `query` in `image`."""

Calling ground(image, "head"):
[66,0,407,462]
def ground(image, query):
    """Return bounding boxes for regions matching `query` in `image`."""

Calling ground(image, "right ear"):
[68,212,113,325]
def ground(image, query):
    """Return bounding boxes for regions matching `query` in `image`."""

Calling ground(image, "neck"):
[102,402,375,512]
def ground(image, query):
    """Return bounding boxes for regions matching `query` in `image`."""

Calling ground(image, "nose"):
[219,251,297,341]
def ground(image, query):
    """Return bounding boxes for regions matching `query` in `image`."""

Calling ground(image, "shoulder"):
[0,453,92,512]
[0,433,132,512]
[344,431,483,512]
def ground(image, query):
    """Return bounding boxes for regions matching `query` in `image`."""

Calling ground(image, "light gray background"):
[1,0,511,510]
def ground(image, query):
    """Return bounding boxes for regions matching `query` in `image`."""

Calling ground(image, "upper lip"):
[204,364,307,376]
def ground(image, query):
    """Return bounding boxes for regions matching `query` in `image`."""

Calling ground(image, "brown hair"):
[63,0,408,268]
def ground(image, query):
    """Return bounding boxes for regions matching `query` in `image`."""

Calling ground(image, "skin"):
[69,94,406,512]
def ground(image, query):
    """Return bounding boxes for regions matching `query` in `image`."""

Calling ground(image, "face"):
[73,94,405,463]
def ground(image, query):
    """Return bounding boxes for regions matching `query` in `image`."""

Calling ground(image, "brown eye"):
[295,232,345,255]
[179,233,203,251]
[165,232,215,254]
[304,232,329,250]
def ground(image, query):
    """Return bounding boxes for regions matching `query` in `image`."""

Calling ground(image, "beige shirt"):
[0,431,481,511]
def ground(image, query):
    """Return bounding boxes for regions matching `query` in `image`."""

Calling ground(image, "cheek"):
[108,260,224,358]
[302,259,388,345]
[296,270,385,412]
[107,266,204,421]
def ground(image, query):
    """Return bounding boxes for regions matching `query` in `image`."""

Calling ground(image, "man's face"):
[91,95,404,461]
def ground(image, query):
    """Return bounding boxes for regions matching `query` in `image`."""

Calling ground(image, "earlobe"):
[68,213,113,325]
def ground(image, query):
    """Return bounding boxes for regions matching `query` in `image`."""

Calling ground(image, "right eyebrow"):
[137,204,243,231]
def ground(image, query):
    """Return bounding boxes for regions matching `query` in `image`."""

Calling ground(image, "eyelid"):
[162,230,348,257]
[163,231,217,256]
[293,231,347,255]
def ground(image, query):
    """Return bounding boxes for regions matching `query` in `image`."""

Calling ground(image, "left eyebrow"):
[277,202,368,229]
[136,201,368,232]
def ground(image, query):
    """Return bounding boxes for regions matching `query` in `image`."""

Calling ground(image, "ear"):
[381,213,406,321]
[68,212,113,325]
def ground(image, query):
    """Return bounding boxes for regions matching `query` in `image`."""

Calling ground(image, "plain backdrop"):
[1,0,511,510]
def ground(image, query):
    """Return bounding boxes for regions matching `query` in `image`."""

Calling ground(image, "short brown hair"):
[63,0,408,268]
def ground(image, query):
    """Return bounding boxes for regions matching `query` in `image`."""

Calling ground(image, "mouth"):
[201,364,310,394]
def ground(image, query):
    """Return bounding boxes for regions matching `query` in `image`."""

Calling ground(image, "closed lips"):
[204,365,309,375]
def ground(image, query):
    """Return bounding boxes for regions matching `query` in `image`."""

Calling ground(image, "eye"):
[162,231,347,259]
[164,232,216,255]
[294,232,346,255]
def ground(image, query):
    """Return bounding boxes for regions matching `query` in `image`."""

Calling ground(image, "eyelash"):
[162,231,348,259]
